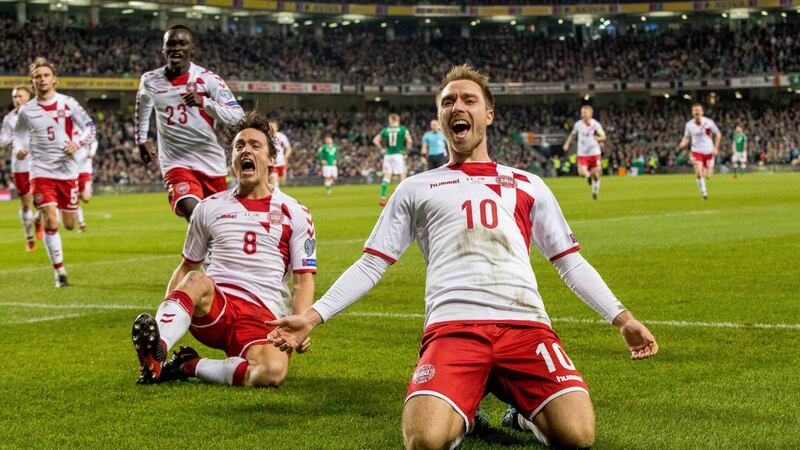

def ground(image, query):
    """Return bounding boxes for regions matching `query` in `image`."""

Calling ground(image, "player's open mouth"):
[451,119,470,138]
[241,158,256,175]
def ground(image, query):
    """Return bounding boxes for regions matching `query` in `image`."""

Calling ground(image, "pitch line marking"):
[0,239,366,275]
[5,313,87,324]
[1,303,798,331]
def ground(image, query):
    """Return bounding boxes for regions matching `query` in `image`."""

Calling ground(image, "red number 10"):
[461,199,498,229]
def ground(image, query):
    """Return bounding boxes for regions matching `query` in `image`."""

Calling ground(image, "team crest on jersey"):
[185,82,197,94]
[495,175,517,189]
[304,238,316,256]
[57,109,66,118]
[175,182,190,195]
[412,364,435,384]
[268,210,284,224]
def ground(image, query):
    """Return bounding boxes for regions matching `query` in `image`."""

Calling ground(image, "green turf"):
[1,172,798,449]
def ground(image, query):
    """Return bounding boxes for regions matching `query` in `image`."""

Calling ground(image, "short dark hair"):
[225,111,278,160]
[166,24,193,36]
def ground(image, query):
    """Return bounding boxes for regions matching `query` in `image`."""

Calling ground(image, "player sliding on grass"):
[679,103,721,200]
[136,24,244,220]
[268,65,658,449]
[563,105,606,200]
[132,112,316,387]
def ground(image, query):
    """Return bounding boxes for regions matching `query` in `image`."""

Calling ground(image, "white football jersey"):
[74,133,97,174]
[135,62,244,177]
[683,117,720,154]
[182,189,317,318]
[573,119,604,156]
[13,93,95,180]
[274,131,290,167]
[364,162,580,328]
[0,109,30,173]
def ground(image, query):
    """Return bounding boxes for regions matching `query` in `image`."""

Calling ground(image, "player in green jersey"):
[731,126,748,178]
[316,135,338,195]
[372,113,413,206]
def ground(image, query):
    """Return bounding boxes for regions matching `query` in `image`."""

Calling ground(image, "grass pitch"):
[0,172,798,449]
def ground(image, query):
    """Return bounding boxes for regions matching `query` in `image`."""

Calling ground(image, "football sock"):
[515,414,551,447]
[76,207,85,227]
[156,290,195,352]
[43,228,64,270]
[591,179,600,194]
[696,176,707,196]
[194,357,249,386]
[20,208,34,238]
[380,180,389,198]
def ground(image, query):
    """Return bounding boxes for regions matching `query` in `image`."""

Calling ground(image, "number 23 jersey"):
[182,189,317,318]
[364,162,580,328]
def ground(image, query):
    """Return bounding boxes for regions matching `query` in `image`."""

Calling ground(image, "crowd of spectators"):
[2,16,800,83]
[8,96,797,191]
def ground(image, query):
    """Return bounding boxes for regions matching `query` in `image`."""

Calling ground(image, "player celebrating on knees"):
[74,134,97,232]
[679,103,721,200]
[731,125,748,178]
[13,58,95,287]
[268,65,658,449]
[316,135,338,195]
[563,105,606,200]
[373,113,413,206]
[131,112,316,387]
[0,85,36,251]
[136,24,244,220]
[268,120,292,188]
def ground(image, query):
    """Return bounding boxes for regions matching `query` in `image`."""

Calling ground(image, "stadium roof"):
[27,0,800,18]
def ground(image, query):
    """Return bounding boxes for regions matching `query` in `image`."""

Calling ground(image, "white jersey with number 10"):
[363,162,581,329]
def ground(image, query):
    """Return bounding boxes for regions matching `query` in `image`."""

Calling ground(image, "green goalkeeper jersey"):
[380,125,409,155]
[733,133,747,152]
[316,144,338,166]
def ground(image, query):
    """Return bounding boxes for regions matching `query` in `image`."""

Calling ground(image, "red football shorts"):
[164,167,227,217]
[691,152,715,169]
[13,172,30,196]
[78,172,93,196]
[406,321,589,429]
[189,283,277,358]
[272,165,286,177]
[31,177,79,211]
[577,155,601,170]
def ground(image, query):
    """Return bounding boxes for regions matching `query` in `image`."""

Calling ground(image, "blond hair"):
[13,84,32,95]
[436,64,494,109]
[29,57,57,77]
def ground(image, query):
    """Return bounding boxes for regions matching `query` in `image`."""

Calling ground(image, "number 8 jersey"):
[182,189,317,318]
[364,162,580,328]
[136,62,244,178]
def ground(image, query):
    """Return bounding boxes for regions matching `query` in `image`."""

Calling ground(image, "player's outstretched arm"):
[553,252,658,360]
[612,311,658,360]
[268,253,391,352]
